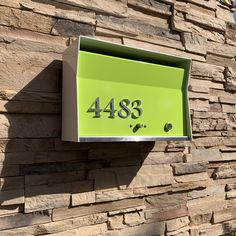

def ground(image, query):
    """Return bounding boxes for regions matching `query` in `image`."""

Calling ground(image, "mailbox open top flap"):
[62,36,192,142]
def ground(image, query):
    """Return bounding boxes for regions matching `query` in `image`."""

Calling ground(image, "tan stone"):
[183,32,207,55]
[219,96,236,104]
[214,165,236,179]
[49,223,107,236]
[222,104,236,113]
[190,149,222,162]
[166,226,189,236]
[190,213,212,225]
[189,100,209,112]
[226,190,236,199]
[124,212,145,227]
[216,5,234,22]
[118,221,165,236]
[0,6,56,34]
[0,189,24,206]
[109,205,146,216]
[207,41,236,58]
[108,215,124,230]
[25,184,71,213]
[53,198,144,221]
[186,9,226,32]
[214,207,236,223]
[166,216,190,232]
[145,205,188,221]
[187,196,226,216]
[174,173,209,183]
[191,61,224,82]
[55,0,127,17]
[96,189,136,203]
[72,191,95,206]
[18,0,96,25]
[142,152,183,165]
[171,163,208,175]
[188,184,225,200]
[90,165,174,190]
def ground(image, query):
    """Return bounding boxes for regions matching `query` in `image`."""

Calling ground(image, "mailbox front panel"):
[78,51,186,138]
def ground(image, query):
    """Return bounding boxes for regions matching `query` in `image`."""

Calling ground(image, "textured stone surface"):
[214,207,236,223]
[72,191,95,206]
[53,198,144,221]
[171,162,208,175]
[0,211,51,230]
[0,0,235,234]
[166,216,190,232]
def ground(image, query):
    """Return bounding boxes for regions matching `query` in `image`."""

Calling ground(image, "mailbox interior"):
[62,36,192,142]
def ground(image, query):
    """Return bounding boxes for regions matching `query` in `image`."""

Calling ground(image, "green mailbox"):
[62,36,192,142]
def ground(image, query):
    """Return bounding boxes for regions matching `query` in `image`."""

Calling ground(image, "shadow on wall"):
[1,53,156,228]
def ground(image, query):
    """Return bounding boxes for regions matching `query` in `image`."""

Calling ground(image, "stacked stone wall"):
[0,0,236,235]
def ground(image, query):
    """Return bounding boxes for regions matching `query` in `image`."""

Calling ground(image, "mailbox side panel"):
[62,40,79,142]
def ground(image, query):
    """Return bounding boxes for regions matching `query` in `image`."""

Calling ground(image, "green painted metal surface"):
[78,51,186,137]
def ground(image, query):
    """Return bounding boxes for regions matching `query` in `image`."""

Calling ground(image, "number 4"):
[87,97,102,117]
[104,98,117,118]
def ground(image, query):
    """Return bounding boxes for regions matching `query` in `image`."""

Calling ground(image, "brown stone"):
[171,162,208,175]
[0,164,19,177]
[214,165,236,179]
[190,213,212,225]
[118,221,165,236]
[190,149,222,162]
[174,173,209,183]
[128,0,171,16]
[53,198,145,221]
[55,0,128,17]
[17,0,96,25]
[89,165,174,190]
[145,204,188,221]
[52,19,95,37]
[0,211,51,230]
[0,6,55,34]
[0,114,60,138]
[225,67,236,92]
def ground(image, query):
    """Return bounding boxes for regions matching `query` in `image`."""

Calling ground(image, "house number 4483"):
[87,97,143,119]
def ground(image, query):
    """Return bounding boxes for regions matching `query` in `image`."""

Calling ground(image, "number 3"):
[131,99,143,119]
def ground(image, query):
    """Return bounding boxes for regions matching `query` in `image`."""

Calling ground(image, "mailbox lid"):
[77,50,187,138]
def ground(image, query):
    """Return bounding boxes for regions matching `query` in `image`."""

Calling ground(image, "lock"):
[136,123,143,129]
[165,123,173,132]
